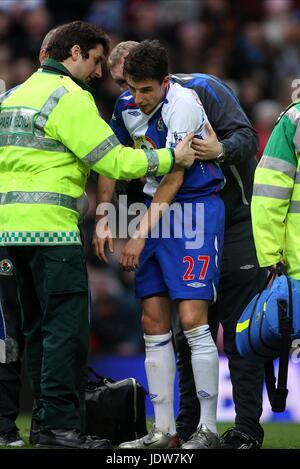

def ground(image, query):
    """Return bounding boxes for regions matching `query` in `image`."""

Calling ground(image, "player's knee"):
[181,317,199,331]
[181,312,207,331]
[179,300,208,331]
[142,313,169,335]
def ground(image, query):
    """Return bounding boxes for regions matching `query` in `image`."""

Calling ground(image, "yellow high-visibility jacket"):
[0,60,173,245]
[251,101,300,279]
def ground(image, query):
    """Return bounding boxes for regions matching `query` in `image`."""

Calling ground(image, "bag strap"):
[264,275,293,412]
[87,367,115,384]
[247,271,275,359]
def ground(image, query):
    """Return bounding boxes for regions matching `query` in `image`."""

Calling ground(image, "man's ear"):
[70,45,81,61]
[39,49,47,64]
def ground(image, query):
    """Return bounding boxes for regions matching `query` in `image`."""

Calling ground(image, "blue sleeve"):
[109,98,133,146]
[196,77,259,165]
[173,74,259,165]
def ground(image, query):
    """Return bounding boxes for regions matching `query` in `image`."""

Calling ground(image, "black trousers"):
[7,244,89,431]
[0,246,24,434]
[173,220,266,442]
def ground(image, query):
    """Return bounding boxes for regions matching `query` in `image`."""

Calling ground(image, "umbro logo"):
[128,111,141,116]
[198,390,210,398]
[187,282,206,288]
[240,264,255,270]
[149,393,158,401]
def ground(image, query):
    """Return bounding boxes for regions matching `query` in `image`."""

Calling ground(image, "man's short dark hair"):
[124,40,168,84]
[46,21,110,61]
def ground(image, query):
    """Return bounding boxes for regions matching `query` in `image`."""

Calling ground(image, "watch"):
[216,143,226,163]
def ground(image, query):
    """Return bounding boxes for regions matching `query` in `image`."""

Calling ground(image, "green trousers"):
[7,245,89,430]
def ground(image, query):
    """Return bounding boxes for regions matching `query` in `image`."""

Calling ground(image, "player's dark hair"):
[46,20,110,61]
[124,40,168,84]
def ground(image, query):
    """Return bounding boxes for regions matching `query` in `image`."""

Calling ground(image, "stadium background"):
[2,0,300,425]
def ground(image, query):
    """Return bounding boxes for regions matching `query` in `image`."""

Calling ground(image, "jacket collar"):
[40,58,94,94]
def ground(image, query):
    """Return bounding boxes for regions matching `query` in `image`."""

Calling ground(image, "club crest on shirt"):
[157,117,164,132]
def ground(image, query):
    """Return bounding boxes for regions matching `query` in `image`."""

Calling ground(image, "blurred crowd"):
[1,0,300,355]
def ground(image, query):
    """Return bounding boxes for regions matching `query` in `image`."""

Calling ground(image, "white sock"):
[184,325,219,434]
[144,331,176,435]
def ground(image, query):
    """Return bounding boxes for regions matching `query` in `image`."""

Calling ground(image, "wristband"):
[169,148,175,172]
[216,143,226,163]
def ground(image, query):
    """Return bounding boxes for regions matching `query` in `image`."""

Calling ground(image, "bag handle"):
[264,274,293,412]
[87,367,115,384]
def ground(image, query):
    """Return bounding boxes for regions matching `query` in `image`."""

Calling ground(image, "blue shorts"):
[135,194,224,301]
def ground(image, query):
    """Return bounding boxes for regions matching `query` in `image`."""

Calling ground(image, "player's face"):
[125,75,169,114]
[110,58,128,91]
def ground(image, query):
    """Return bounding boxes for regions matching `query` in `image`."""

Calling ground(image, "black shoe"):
[0,430,25,447]
[220,428,261,449]
[176,427,197,443]
[36,428,113,449]
[29,420,41,445]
